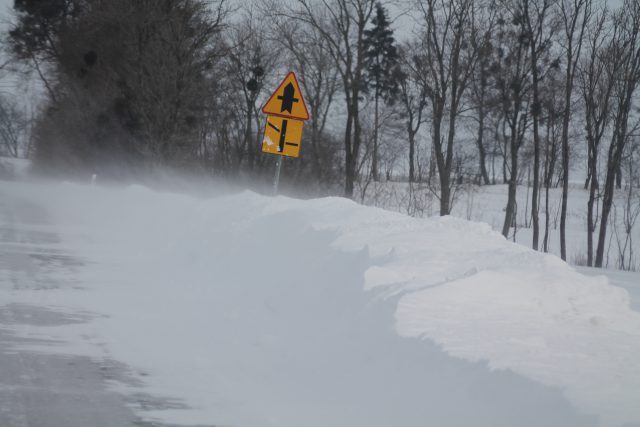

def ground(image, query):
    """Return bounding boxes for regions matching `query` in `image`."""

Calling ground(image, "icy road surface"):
[1,180,639,427]
[0,189,211,427]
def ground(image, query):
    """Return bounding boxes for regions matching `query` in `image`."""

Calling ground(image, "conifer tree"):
[363,2,399,181]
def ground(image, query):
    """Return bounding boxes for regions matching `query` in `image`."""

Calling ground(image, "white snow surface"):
[1,180,639,427]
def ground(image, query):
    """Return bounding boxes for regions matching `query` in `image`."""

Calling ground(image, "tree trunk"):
[502,128,519,237]
[477,103,490,185]
[440,173,451,215]
[595,155,617,267]
[559,72,572,260]
[546,142,557,187]
[595,122,629,267]
[428,143,436,184]
[502,177,518,237]
[543,123,552,252]
[344,105,355,198]
[587,163,598,266]
[560,135,569,261]
[502,121,509,184]
[443,91,459,215]
[372,88,380,181]
[432,101,449,215]
[408,130,416,183]
[353,97,363,188]
[543,172,551,252]
[244,97,255,172]
[595,78,636,266]
[586,133,598,266]
[528,19,542,251]
[531,108,541,251]
[584,167,591,190]
[559,16,576,262]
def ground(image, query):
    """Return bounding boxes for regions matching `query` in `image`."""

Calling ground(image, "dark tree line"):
[9,0,228,175]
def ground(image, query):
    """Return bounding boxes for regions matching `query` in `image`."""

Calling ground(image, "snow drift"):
[1,180,639,427]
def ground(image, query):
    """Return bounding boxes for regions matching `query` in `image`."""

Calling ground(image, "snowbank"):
[360,181,640,270]
[1,180,639,427]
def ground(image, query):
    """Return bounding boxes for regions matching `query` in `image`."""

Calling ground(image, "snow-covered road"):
[0,188,207,427]
[1,180,638,427]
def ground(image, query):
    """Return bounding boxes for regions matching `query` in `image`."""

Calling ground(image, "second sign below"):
[261,115,304,158]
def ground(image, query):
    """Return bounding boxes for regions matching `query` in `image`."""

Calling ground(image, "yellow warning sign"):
[261,72,309,120]
[261,115,303,158]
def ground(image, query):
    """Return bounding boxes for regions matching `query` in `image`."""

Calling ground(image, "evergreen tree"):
[9,0,226,176]
[363,2,399,181]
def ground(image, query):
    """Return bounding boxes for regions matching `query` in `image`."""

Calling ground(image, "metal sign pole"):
[273,156,282,196]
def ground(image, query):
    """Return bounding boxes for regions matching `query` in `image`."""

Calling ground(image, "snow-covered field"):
[1,179,639,427]
[360,181,640,270]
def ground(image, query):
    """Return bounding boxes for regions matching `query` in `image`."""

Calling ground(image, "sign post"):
[273,156,282,195]
[260,72,310,195]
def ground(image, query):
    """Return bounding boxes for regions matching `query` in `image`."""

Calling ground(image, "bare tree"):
[541,82,563,252]
[557,0,591,259]
[8,0,80,103]
[578,7,617,266]
[418,0,478,215]
[492,7,534,237]
[271,12,340,182]
[522,0,555,251]
[223,10,280,174]
[469,28,496,186]
[613,136,640,271]
[0,95,27,158]
[286,0,377,197]
[595,0,640,267]
[397,42,429,184]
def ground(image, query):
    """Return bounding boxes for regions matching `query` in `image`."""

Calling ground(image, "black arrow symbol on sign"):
[277,83,299,114]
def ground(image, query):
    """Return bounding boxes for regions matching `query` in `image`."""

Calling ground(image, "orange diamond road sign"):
[261,115,304,158]
[261,72,309,121]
